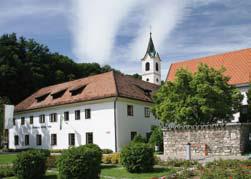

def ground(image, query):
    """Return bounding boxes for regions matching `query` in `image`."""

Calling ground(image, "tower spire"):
[146,31,156,58]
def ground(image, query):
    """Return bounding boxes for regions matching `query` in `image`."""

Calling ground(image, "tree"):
[149,125,163,152]
[152,64,243,125]
[0,33,118,104]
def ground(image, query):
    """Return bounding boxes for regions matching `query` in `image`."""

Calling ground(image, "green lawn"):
[101,165,176,179]
[0,154,17,164]
[4,172,58,179]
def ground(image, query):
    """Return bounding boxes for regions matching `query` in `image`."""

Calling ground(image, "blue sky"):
[1,0,251,79]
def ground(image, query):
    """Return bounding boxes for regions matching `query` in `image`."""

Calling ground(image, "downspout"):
[114,97,118,152]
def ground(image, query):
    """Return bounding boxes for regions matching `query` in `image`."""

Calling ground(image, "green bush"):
[132,134,146,143]
[57,144,102,179]
[120,143,154,173]
[102,148,113,154]
[13,150,48,179]
[0,165,14,178]
[149,126,163,152]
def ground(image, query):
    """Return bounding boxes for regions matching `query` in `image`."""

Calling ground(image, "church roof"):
[144,33,159,58]
[166,48,251,86]
[15,71,159,112]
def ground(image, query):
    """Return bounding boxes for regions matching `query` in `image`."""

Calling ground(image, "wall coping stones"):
[163,122,251,131]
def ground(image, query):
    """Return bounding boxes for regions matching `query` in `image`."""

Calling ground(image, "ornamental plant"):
[57,144,102,179]
[120,142,154,173]
[13,149,49,179]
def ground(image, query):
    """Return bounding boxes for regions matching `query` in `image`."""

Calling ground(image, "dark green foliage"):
[0,33,118,105]
[57,144,102,179]
[0,165,14,178]
[120,142,154,173]
[13,150,48,179]
[130,73,142,80]
[132,134,146,143]
[102,148,113,154]
[149,125,163,152]
[152,64,243,125]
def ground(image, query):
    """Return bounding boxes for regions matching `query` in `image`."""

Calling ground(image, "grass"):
[0,154,17,164]
[101,165,176,179]
[3,172,58,179]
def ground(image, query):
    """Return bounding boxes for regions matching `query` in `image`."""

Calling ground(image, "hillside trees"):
[0,33,117,104]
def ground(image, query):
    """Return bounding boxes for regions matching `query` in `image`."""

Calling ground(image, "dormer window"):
[145,62,150,71]
[70,85,86,96]
[51,88,67,99]
[36,93,50,102]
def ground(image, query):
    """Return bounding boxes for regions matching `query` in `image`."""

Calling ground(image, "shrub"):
[13,150,48,179]
[111,153,120,164]
[57,144,102,179]
[120,143,154,173]
[102,154,112,164]
[132,134,146,143]
[102,148,113,154]
[0,165,14,178]
[149,126,163,152]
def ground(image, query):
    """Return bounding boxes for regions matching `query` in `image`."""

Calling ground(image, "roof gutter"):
[114,97,118,152]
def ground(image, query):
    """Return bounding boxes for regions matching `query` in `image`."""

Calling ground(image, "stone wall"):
[163,123,251,160]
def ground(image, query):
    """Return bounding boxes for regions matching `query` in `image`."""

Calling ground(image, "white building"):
[166,48,251,122]
[7,34,160,151]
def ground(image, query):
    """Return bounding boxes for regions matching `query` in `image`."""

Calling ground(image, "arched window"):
[145,62,150,71]
[156,62,159,71]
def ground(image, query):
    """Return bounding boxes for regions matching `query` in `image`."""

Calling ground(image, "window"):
[36,93,50,102]
[36,135,42,145]
[146,78,149,82]
[64,111,69,121]
[86,132,93,144]
[51,134,57,146]
[69,133,75,146]
[146,132,151,142]
[70,85,86,96]
[156,62,159,71]
[25,135,29,146]
[85,109,91,119]
[30,116,33,124]
[21,117,25,125]
[144,107,150,118]
[51,89,66,99]
[14,135,19,145]
[127,105,134,116]
[39,114,45,123]
[156,78,159,83]
[145,62,150,71]
[13,118,16,126]
[131,132,137,141]
[75,110,80,120]
[50,113,57,122]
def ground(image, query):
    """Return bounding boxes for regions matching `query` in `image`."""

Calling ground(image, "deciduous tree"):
[152,64,243,125]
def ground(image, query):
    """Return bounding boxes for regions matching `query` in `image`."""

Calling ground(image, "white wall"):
[116,98,160,151]
[9,99,116,151]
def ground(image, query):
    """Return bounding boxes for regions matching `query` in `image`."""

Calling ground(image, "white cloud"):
[69,0,142,64]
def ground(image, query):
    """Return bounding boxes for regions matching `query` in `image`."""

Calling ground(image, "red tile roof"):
[166,48,251,85]
[15,71,159,112]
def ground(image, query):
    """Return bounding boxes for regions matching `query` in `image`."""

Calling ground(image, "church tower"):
[141,33,161,85]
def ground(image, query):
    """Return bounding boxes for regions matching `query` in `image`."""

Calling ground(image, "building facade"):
[7,34,161,151]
